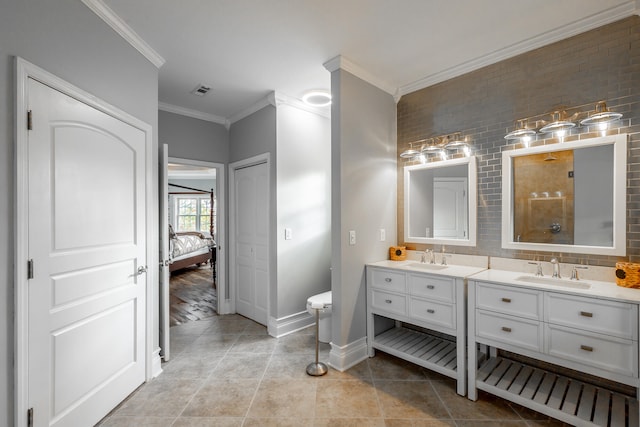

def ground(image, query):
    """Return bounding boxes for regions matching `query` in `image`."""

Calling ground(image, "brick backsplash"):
[397,16,640,267]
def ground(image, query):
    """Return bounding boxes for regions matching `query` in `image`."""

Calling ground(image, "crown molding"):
[227,94,276,126]
[159,102,227,125]
[399,0,639,97]
[81,0,165,68]
[324,55,397,98]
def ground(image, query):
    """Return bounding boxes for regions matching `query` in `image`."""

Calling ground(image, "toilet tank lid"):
[307,290,332,306]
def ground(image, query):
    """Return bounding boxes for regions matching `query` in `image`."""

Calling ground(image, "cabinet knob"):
[385,299,392,304]
[501,326,512,332]
[426,309,435,314]
[580,311,593,318]
[580,345,594,352]
[385,278,392,283]
[426,285,435,289]
[501,298,512,303]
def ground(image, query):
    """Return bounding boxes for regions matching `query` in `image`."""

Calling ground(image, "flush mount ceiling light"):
[302,90,332,107]
[580,101,622,130]
[504,119,537,141]
[539,110,576,135]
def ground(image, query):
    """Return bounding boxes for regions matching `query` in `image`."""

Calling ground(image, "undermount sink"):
[514,275,591,289]
[407,263,448,271]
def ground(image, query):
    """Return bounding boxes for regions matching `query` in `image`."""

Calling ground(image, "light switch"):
[285,228,292,240]
[379,228,386,241]
[349,230,356,245]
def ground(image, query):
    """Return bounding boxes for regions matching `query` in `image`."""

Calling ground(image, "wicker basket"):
[389,246,406,261]
[615,262,640,288]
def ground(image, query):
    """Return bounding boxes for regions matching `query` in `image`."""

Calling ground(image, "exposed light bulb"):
[556,129,566,139]
[522,135,531,148]
[418,154,426,163]
[463,146,471,157]
[598,122,608,131]
[439,150,447,161]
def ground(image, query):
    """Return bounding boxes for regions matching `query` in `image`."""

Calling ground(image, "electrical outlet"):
[379,228,386,241]
[349,230,356,245]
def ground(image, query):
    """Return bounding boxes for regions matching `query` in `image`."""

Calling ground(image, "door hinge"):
[27,407,33,427]
[27,259,34,279]
[27,110,33,130]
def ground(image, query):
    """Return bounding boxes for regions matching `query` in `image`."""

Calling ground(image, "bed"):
[169,227,215,272]
[168,183,216,274]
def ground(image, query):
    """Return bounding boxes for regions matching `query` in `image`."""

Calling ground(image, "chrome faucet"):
[426,249,435,264]
[440,246,448,266]
[570,265,588,280]
[528,261,543,277]
[550,258,560,278]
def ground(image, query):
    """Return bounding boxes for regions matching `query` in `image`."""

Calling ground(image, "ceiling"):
[97,0,637,125]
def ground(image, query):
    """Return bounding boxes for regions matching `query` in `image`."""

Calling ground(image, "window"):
[175,196,215,234]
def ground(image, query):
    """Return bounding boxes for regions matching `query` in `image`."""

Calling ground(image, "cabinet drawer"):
[409,297,455,329]
[370,268,406,293]
[408,274,455,303]
[546,293,638,340]
[476,310,542,352]
[476,282,542,320]
[547,324,638,377]
[371,289,407,316]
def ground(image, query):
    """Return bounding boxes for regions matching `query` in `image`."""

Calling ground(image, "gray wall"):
[159,110,229,163]
[229,106,278,320]
[330,69,397,347]
[0,1,159,425]
[275,104,331,318]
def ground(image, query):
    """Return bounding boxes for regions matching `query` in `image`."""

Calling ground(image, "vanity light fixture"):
[579,101,622,131]
[443,133,469,150]
[420,138,443,154]
[400,141,421,159]
[302,90,332,107]
[539,110,576,138]
[504,119,537,145]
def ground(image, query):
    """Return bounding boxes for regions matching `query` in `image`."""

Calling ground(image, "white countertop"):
[367,259,487,279]
[468,269,640,303]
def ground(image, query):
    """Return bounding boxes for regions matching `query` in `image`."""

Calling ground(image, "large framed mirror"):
[404,156,477,246]
[502,134,627,255]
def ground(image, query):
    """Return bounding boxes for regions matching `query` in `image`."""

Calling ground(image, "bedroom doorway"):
[159,155,225,361]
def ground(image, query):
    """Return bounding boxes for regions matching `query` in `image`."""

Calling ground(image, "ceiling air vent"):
[191,84,211,96]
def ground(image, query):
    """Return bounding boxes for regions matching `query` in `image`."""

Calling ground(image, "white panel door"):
[433,178,468,239]
[159,144,170,361]
[27,78,146,427]
[234,162,268,325]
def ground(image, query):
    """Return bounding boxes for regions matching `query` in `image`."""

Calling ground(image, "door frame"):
[164,156,227,318]
[228,153,270,321]
[14,57,158,426]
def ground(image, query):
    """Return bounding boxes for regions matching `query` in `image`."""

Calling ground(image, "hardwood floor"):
[169,264,217,326]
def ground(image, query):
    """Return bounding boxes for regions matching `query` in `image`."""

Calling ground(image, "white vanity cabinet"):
[468,276,640,427]
[366,265,468,395]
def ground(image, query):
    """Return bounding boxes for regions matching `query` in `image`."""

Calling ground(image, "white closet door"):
[234,162,268,325]
[27,78,146,427]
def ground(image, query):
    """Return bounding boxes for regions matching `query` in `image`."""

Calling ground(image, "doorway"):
[159,156,226,359]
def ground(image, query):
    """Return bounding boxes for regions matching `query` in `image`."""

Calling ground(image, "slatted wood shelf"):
[476,356,639,427]
[372,326,459,379]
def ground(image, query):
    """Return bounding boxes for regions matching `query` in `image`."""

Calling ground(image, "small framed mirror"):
[404,156,477,246]
[501,134,627,255]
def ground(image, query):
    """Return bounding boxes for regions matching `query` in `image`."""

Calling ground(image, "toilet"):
[306,291,332,343]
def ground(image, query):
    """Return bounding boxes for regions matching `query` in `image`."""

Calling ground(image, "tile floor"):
[98,314,570,426]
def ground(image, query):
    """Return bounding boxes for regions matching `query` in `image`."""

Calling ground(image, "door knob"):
[137,266,148,275]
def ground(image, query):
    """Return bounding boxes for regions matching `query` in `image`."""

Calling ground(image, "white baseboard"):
[328,336,369,372]
[151,347,163,378]
[267,310,314,338]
